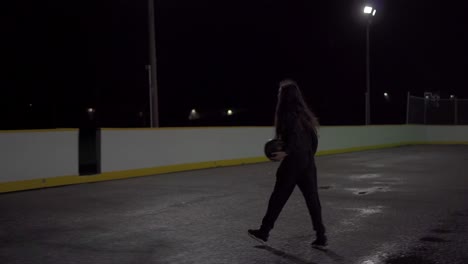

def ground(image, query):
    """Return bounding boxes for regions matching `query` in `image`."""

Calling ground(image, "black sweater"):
[280,119,318,163]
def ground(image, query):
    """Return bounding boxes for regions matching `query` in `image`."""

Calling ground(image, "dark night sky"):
[2,0,467,129]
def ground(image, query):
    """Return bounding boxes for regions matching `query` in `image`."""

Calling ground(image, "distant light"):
[364,6,373,14]
[384,92,389,97]
[425,96,430,99]
[372,9,377,16]
[188,109,200,120]
[227,109,233,116]
[29,104,32,107]
[450,95,455,99]
[87,108,95,113]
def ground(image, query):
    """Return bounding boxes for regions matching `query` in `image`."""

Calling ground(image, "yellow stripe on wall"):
[1,141,467,194]
[316,142,408,156]
[0,157,268,193]
[408,141,468,145]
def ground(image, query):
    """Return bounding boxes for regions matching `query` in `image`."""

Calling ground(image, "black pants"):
[260,156,325,236]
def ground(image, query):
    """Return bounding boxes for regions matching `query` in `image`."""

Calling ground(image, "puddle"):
[346,186,391,195]
[385,255,435,264]
[419,236,448,243]
[430,228,451,234]
[372,181,402,186]
[342,205,385,218]
[350,174,382,180]
[366,163,386,168]
[357,206,384,216]
[338,206,386,233]
[358,242,400,264]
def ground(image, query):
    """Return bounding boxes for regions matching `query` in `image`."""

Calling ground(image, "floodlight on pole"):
[364,6,373,14]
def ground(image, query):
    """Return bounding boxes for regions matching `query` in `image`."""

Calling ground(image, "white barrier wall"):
[425,125,468,142]
[318,126,409,151]
[101,127,275,172]
[0,130,79,182]
[101,125,425,173]
[405,125,429,142]
[1,125,467,186]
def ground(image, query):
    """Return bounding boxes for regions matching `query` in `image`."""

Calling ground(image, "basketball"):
[264,139,285,161]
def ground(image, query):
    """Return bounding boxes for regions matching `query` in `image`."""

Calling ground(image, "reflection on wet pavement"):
[345,186,391,195]
[338,206,386,232]
[350,174,382,180]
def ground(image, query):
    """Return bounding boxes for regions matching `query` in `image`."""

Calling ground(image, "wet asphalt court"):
[1,145,468,264]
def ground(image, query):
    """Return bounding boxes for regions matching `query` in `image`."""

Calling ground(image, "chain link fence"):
[407,94,468,124]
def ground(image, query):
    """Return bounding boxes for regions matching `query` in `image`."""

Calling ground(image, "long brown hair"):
[275,79,319,139]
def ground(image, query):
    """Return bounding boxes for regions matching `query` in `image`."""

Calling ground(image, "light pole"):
[363,5,376,125]
[148,0,159,127]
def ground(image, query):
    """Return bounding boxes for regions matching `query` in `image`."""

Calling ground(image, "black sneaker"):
[248,229,268,244]
[311,235,328,250]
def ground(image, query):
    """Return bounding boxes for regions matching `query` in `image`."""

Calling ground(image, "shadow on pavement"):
[254,245,318,264]
[320,249,346,263]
